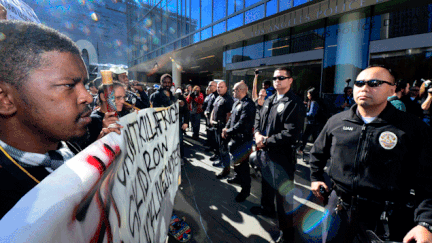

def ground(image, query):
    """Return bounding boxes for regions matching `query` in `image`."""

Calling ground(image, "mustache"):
[75,105,92,122]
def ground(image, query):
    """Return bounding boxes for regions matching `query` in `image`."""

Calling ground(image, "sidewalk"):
[169,120,326,243]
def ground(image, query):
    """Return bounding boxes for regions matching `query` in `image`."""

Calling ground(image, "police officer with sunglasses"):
[309,65,432,242]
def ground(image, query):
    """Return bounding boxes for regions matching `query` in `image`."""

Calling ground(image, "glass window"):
[213,21,226,36]
[181,37,190,47]
[245,0,260,8]
[225,42,243,64]
[264,29,290,58]
[168,0,177,13]
[293,0,308,7]
[266,0,277,17]
[243,36,264,60]
[201,27,212,40]
[228,13,243,31]
[192,32,200,43]
[214,0,226,22]
[370,2,432,41]
[323,11,371,94]
[228,0,244,15]
[245,4,264,25]
[279,0,292,12]
[291,21,325,53]
[191,0,200,31]
[201,0,212,27]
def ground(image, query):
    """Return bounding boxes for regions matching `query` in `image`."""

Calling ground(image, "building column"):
[172,61,181,88]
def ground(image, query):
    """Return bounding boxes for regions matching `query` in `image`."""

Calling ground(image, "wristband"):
[418,222,432,233]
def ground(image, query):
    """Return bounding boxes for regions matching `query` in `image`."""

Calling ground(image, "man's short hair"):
[395,79,408,93]
[88,81,96,88]
[160,73,172,84]
[365,64,396,83]
[274,66,293,77]
[0,20,81,88]
[263,80,272,87]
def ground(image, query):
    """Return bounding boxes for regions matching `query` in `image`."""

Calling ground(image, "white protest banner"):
[0,103,180,243]
[0,0,40,23]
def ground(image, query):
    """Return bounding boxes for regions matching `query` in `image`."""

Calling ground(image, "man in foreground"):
[253,67,304,241]
[310,65,432,242]
[0,20,120,218]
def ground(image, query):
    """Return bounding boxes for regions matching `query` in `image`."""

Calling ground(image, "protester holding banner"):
[0,20,122,219]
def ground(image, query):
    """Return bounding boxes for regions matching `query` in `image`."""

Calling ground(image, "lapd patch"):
[277,103,284,113]
[379,131,398,150]
[236,103,242,111]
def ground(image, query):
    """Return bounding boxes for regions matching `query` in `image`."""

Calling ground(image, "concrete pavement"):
[169,121,327,243]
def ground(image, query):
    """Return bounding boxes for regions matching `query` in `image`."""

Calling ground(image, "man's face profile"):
[118,72,129,85]
[217,82,227,96]
[14,51,93,141]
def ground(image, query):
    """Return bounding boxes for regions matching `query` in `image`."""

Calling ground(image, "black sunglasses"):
[354,79,395,88]
[272,76,291,81]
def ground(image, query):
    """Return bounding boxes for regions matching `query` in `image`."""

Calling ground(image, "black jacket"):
[0,142,81,219]
[226,95,256,140]
[309,103,432,224]
[254,90,304,165]
[150,87,177,108]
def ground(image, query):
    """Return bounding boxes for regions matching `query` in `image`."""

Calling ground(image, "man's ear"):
[0,83,17,116]
[99,92,106,102]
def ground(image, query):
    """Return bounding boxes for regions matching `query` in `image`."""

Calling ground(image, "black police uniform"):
[254,90,304,239]
[150,87,177,108]
[211,93,234,167]
[126,89,150,109]
[310,103,432,242]
[225,95,256,197]
[205,91,219,152]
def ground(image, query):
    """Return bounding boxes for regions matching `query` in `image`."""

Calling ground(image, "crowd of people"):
[1,19,432,243]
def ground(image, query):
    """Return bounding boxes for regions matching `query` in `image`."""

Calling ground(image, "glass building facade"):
[128,0,432,105]
[127,0,318,67]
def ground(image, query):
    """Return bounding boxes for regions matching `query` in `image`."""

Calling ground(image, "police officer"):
[204,81,219,156]
[252,67,304,241]
[222,81,256,202]
[111,66,150,110]
[210,81,234,178]
[310,65,432,242]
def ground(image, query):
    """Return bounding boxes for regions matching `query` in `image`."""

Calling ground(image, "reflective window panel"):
[214,0,227,22]
[280,0,292,12]
[266,0,278,17]
[201,0,213,27]
[213,21,227,36]
[245,4,264,25]
[201,26,212,40]
[228,13,244,31]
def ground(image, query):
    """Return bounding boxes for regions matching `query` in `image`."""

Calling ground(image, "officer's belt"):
[335,189,401,207]
[230,134,253,141]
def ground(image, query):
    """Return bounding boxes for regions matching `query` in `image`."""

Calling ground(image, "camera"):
[255,70,261,75]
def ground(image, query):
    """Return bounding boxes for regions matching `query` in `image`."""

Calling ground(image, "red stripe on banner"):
[86,155,106,176]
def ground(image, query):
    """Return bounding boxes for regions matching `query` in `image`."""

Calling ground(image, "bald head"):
[217,81,227,96]
[354,66,396,117]
[208,81,217,93]
[233,82,248,99]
